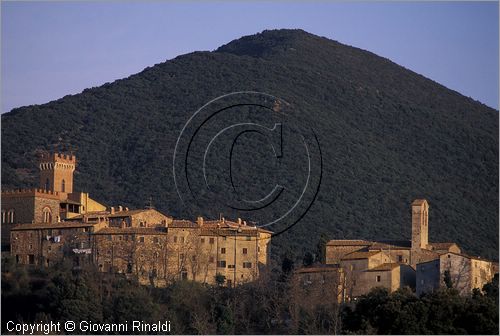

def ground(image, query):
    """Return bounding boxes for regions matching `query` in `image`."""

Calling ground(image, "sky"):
[1,1,499,112]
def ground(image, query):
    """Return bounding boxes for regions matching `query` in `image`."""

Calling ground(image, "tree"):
[443,270,453,289]
[315,233,329,264]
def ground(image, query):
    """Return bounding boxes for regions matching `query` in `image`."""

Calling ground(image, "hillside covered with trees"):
[2,29,498,260]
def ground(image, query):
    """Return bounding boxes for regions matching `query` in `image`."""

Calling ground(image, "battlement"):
[2,188,60,199]
[39,152,76,165]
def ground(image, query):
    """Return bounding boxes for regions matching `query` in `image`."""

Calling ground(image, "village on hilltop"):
[1,151,497,300]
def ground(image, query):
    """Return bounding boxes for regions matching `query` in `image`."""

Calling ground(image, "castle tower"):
[411,199,429,252]
[39,152,76,195]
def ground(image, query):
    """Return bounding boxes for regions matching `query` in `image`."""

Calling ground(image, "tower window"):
[43,207,52,223]
[7,209,15,223]
[61,179,66,192]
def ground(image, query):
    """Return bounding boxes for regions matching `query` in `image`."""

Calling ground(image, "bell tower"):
[411,199,429,252]
[39,152,76,195]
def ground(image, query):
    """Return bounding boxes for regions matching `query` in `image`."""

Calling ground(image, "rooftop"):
[366,263,400,272]
[342,251,381,260]
[11,221,95,231]
[94,227,167,235]
[326,239,371,246]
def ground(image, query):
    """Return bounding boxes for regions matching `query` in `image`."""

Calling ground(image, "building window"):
[45,178,50,191]
[28,255,35,265]
[475,277,478,285]
[398,255,403,262]
[209,256,215,263]
[173,236,177,243]
[15,255,20,264]
[153,237,159,244]
[447,254,451,258]
[218,260,226,268]
[139,237,145,243]
[180,236,185,243]
[61,179,66,192]
[29,244,33,251]
[223,236,227,241]
[376,275,381,282]
[228,265,235,269]
[43,207,52,223]
[7,209,15,223]
[209,237,215,244]
[243,262,252,268]
[201,238,205,243]
[242,248,248,255]
[221,248,226,254]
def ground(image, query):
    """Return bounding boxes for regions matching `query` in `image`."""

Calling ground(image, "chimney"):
[243,220,247,226]
[110,207,115,214]
[197,216,204,226]
[238,218,242,225]
[118,205,123,212]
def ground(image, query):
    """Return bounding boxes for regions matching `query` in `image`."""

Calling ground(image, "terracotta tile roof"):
[370,240,411,249]
[108,209,154,217]
[366,263,400,271]
[342,251,381,260]
[295,264,341,274]
[11,221,95,230]
[326,239,371,246]
[94,227,167,235]
[169,220,198,228]
[66,211,110,220]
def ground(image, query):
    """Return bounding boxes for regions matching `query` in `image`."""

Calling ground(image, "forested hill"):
[2,29,498,260]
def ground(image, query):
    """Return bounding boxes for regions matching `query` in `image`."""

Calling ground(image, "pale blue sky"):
[2,1,499,112]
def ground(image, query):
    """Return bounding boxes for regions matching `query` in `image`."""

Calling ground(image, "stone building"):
[293,264,345,303]
[416,251,495,296]
[158,217,272,286]
[10,219,107,267]
[92,226,169,285]
[1,152,106,250]
[323,199,495,299]
[4,151,273,287]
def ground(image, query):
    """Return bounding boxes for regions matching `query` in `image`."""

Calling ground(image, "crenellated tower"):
[39,152,76,195]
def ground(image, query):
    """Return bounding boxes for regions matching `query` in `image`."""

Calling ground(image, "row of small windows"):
[2,210,15,224]
[220,247,248,255]
[174,236,253,244]
[216,261,253,268]
[106,235,160,244]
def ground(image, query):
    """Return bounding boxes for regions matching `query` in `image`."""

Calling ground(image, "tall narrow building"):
[411,199,429,263]
[39,152,76,196]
